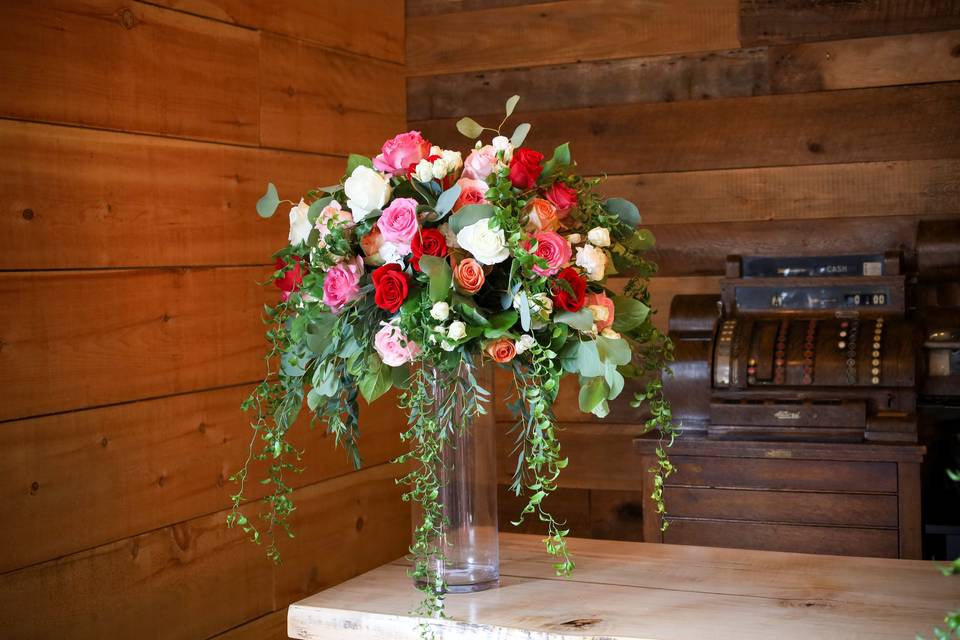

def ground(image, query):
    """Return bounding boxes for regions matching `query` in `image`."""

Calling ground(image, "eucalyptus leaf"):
[448,204,495,234]
[542,142,571,175]
[456,117,484,139]
[457,303,490,326]
[578,376,609,414]
[346,154,373,175]
[575,341,603,377]
[435,183,462,216]
[488,309,518,331]
[505,94,520,118]
[256,183,280,218]
[420,255,452,302]
[517,290,531,332]
[359,356,393,404]
[612,296,650,333]
[554,309,594,332]
[597,335,632,366]
[624,228,656,252]
[317,183,342,194]
[305,315,336,355]
[510,122,531,147]
[604,197,641,228]
[603,360,625,400]
[307,196,334,224]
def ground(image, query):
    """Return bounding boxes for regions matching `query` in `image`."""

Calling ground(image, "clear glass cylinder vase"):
[413,361,499,594]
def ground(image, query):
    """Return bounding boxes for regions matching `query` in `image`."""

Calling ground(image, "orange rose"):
[524,198,560,232]
[453,257,485,294]
[486,337,516,363]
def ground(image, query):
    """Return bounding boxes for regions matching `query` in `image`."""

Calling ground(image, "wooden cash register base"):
[287,533,956,639]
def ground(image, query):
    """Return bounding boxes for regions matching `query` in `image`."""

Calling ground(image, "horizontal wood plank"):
[151,0,404,62]
[210,609,288,640]
[0,266,274,421]
[0,462,407,639]
[406,0,739,76]
[600,159,960,226]
[413,82,960,174]
[740,0,960,46]
[0,0,259,144]
[407,0,553,17]
[259,32,405,156]
[1,385,407,573]
[0,120,343,269]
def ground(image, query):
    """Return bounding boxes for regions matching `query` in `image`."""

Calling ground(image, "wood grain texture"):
[289,533,958,639]
[407,0,557,17]
[259,32,405,156]
[0,385,407,574]
[406,0,740,76]
[0,267,273,421]
[0,462,407,640]
[740,0,960,46]
[0,120,344,269]
[413,82,960,174]
[0,0,259,144]
[152,0,405,62]
[600,159,960,226]
[210,609,288,640]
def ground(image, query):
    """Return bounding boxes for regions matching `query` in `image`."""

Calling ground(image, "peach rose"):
[360,226,385,265]
[524,198,560,232]
[486,337,516,363]
[453,257,485,294]
[584,292,615,331]
[454,177,489,211]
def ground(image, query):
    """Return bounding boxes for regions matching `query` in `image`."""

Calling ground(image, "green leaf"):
[305,315,337,354]
[575,340,604,377]
[256,183,280,218]
[358,356,393,403]
[435,183,462,216]
[604,197,641,228]
[542,142,571,175]
[317,183,342,195]
[554,309,594,331]
[510,122,531,147]
[505,94,520,119]
[457,302,490,326]
[596,335,631,366]
[489,309,518,331]
[517,290,531,332]
[346,154,373,175]
[448,204,495,234]
[307,196,334,224]
[612,296,650,332]
[456,117,484,139]
[578,377,609,414]
[623,228,656,252]
[420,255,452,302]
[603,360,625,400]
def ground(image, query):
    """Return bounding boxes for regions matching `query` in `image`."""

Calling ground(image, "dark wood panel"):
[600,159,960,226]
[0,120,343,269]
[259,32,405,156]
[0,463,407,639]
[667,456,898,493]
[0,0,258,144]
[413,83,960,175]
[589,490,646,542]
[665,487,899,528]
[1,385,406,573]
[407,0,556,17]
[498,485,591,537]
[150,0,405,62]
[665,518,900,558]
[0,267,272,421]
[407,0,740,76]
[636,437,926,463]
[740,0,960,46]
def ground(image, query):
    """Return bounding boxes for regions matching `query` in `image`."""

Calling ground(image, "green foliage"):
[611,296,650,332]
[456,117,484,139]
[542,142,571,176]
[448,204,494,234]
[434,183,462,216]
[256,183,280,218]
[346,153,373,175]
[604,197,641,228]
[510,122,531,147]
[420,255,452,302]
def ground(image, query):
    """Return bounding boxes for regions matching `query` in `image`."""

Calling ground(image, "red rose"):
[551,266,587,312]
[545,182,578,218]
[372,263,409,312]
[274,256,306,301]
[508,148,544,190]
[411,228,448,271]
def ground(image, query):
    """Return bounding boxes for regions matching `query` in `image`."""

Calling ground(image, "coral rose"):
[372,263,409,313]
[486,337,517,363]
[525,231,571,276]
[524,198,560,233]
[454,177,489,211]
[551,266,587,312]
[584,292,615,331]
[453,258,485,294]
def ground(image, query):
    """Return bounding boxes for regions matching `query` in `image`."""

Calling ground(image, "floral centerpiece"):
[229,96,675,624]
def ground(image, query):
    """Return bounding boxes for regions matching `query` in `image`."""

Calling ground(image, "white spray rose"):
[514,334,537,354]
[447,321,467,341]
[601,327,621,340]
[378,241,406,265]
[413,159,434,183]
[587,227,611,247]
[344,165,391,222]
[566,233,582,245]
[457,218,510,265]
[288,199,312,246]
[492,135,513,161]
[430,301,450,321]
[587,304,610,324]
[576,244,607,281]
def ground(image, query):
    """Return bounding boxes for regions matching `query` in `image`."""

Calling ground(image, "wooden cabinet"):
[635,438,924,558]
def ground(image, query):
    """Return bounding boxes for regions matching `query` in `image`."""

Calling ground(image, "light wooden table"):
[288,533,959,639]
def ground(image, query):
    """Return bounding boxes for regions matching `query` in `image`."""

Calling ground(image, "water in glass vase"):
[414,363,499,594]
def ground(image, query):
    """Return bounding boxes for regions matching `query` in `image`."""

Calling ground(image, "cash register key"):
[838,341,847,349]
[871,376,880,385]
[839,330,847,338]
[873,342,881,349]
[871,367,880,375]
[872,350,880,358]
[847,358,856,367]
[872,358,880,366]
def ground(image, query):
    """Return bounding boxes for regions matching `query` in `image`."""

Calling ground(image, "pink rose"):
[374,322,420,367]
[585,292,615,331]
[462,145,496,181]
[525,231,571,276]
[377,197,419,248]
[322,256,364,311]
[454,177,489,211]
[373,131,431,176]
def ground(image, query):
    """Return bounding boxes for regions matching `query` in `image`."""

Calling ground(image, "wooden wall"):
[0,2,407,638]
[406,0,960,540]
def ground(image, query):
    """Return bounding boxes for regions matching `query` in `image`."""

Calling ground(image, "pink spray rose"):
[462,145,497,181]
[454,177,490,211]
[584,292,615,331]
[322,256,364,311]
[315,200,353,251]
[373,131,432,176]
[376,197,419,248]
[525,231,572,276]
[374,322,421,367]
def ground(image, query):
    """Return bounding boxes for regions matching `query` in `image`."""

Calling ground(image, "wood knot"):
[161,313,172,323]
[807,141,823,153]
[101,437,109,448]
[157,474,167,487]
[172,523,191,552]
[286,85,296,97]
[217,473,225,487]
[29,481,40,495]
[21,208,34,220]
[197,422,207,434]
[355,516,365,532]
[560,618,600,629]
[119,7,136,29]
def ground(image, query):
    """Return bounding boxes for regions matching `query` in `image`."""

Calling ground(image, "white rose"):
[457,218,510,265]
[379,241,406,265]
[601,327,621,340]
[492,135,513,161]
[431,162,447,180]
[441,340,456,351]
[344,165,391,222]
[414,159,434,183]
[440,149,462,172]
[430,301,450,321]
[576,244,607,281]
[514,334,537,354]
[587,227,611,247]
[566,233,582,245]
[288,199,312,246]
[448,321,467,341]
